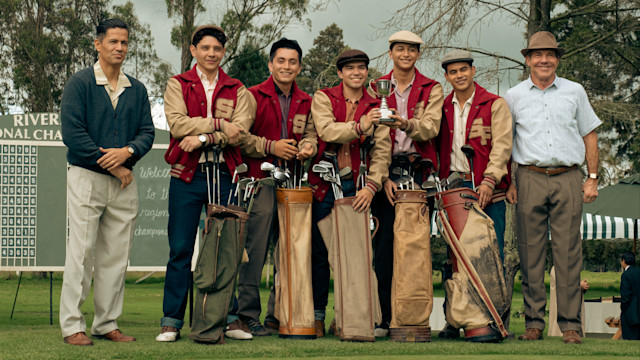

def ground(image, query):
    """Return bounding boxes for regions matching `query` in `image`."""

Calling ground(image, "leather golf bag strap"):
[275,187,316,338]
[389,189,432,342]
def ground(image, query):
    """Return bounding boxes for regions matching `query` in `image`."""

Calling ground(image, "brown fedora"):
[521,31,565,57]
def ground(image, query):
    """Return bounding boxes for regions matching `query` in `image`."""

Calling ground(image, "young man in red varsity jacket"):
[309,49,391,337]
[233,38,318,336]
[369,30,444,337]
[157,25,252,343]
[437,49,512,339]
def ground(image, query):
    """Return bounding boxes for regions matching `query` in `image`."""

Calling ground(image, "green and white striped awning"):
[581,213,638,240]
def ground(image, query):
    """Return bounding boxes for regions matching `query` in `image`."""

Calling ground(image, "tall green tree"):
[165,0,204,73]
[297,23,347,94]
[227,42,269,88]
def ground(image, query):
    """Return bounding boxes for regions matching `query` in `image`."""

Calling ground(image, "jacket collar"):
[178,64,235,88]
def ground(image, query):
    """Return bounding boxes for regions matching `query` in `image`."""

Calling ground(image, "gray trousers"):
[237,185,277,323]
[515,166,583,332]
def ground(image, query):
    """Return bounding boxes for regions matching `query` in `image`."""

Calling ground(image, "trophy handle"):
[388,78,399,97]
[368,79,380,97]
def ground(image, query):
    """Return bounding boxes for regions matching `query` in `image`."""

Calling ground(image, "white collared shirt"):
[391,73,417,155]
[196,66,219,118]
[450,90,476,172]
[93,61,131,109]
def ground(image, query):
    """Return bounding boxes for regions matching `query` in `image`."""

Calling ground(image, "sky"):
[116,0,528,94]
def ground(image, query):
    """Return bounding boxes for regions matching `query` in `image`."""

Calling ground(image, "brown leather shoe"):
[518,328,543,341]
[64,332,93,346]
[315,320,325,338]
[93,329,136,342]
[264,320,279,334]
[328,318,340,337]
[563,330,582,344]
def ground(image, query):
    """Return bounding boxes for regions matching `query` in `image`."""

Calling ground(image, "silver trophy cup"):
[369,78,398,123]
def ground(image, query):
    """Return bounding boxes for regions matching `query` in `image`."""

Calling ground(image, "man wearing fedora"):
[437,49,512,340]
[505,31,601,344]
[369,30,443,337]
[157,25,252,343]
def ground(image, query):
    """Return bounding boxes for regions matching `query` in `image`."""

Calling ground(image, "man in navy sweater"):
[59,18,154,346]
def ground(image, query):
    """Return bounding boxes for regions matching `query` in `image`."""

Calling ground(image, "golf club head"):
[318,160,334,168]
[339,166,352,178]
[417,158,434,171]
[301,171,308,182]
[445,172,464,189]
[260,162,275,172]
[461,144,475,159]
[391,167,409,176]
[273,168,287,182]
[235,163,248,174]
[359,163,367,174]
[312,164,330,174]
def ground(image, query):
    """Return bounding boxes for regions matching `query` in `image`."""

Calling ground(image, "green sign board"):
[0,113,172,271]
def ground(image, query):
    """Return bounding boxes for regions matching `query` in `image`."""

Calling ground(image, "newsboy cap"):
[191,25,225,44]
[441,49,474,70]
[336,49,369,71]
[388,30,424,48]
[521,31,565,57]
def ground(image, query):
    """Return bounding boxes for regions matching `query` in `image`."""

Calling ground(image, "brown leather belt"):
[524,165,577,176]
[450,171,472,181]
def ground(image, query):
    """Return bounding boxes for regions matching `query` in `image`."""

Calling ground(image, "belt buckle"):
[545,168,551,175]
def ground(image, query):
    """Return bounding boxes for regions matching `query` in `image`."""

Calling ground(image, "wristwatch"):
[198,134,207,146]
[127,146,134,155]
[588,173,599,180]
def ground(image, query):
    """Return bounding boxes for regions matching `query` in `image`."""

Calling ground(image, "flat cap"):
[191,25,225,44]
[336,49,369,70]
[521,31,565,57]
[388,30,424,47]
[441,49,474,70]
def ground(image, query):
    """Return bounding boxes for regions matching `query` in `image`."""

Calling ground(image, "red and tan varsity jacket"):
[309,83,392,202]
[438,83,513,201]
[163,65,252,183]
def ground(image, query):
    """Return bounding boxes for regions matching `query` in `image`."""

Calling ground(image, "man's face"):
[338,61,368,90]
[268,48,301,87]
[190,35,226,74]
[444,62,476,93]
[94,28,129,67]
[526,50,559,84]
[389,43,419,71]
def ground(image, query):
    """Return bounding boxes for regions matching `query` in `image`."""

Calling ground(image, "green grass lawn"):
[0,270,637,360]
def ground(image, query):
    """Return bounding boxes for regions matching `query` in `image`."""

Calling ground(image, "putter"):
[461,144,476,191]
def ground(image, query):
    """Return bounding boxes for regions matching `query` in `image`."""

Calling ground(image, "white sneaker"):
[374,327,389,338]
[156,326,180,342]
[225,319,253,340]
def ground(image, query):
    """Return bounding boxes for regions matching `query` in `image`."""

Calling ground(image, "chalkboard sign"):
[0,113,173,271]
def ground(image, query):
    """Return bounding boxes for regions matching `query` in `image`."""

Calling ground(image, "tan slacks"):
[516,166,583,332]
[59,165,138,337]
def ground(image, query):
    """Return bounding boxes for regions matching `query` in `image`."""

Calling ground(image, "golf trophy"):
[369,78,398,123]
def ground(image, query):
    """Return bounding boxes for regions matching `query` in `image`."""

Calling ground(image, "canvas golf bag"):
[317,197,381,342]
[274,187,316,339]
[189,202,249,344]
[389,189,433,342]
[435,187,509,342]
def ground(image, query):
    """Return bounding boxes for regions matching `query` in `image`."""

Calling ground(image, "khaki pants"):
[60,165,138,337]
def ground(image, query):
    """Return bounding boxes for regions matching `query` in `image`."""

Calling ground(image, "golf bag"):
[274,187,316,339]
[317,197,381,342]
[389,190,432,342]
[435,188,509,342]
[189,203,249,343]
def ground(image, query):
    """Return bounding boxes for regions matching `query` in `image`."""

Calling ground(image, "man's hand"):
[580,279,590,292]
[583,178,598,203]
[383,178,397,206]
[275,139,298,160]
[506,183,517,204]
[384,112,409,130]
[297,142,314,160]
[109,166,133,189]
[222,121,245,144]
[352,188,374,212]
[476,184,492,209]
[362,108,380,132]
[98,147,131,171]
[178,135,204,153]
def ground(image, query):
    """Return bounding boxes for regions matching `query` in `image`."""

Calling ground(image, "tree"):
[227,42,270,88]
[297,23,347,94]
[0,0,168,111]
[165,0,204,73]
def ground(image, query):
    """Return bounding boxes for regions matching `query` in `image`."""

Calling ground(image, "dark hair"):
[621,251,637,266]
[96,18,128,40]
[270,38,302,63]
[389,42,420,52]
[444,60,473,72]
[192,28,226,47]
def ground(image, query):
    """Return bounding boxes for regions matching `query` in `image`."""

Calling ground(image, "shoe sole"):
[156,332,180,342]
